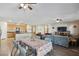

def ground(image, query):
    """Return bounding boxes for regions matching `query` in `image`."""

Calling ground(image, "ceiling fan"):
[56,19,62,23]
[18,3,36,10]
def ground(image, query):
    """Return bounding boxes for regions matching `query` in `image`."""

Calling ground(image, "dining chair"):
[45,37,52,42]
[11,40,36,56]
[18,44,28,56]
[18,42,36,56]
[11,40,18,56]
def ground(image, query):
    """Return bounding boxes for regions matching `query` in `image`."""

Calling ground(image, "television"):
[57,27,67,32]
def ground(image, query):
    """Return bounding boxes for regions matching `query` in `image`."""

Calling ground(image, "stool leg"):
[11,46,18,56]
[71,42,73,47]
[11,46,15,56]
[14,48,18,56]
[75,42,77,47]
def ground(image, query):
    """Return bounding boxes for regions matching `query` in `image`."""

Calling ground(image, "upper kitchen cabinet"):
[7,22,16,32]
[16,23,27,33]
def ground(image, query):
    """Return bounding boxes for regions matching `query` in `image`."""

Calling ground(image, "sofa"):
[45,35,70,47]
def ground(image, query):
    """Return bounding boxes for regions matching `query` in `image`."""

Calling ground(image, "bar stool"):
[71,39,77,47]
[18,44,28,56]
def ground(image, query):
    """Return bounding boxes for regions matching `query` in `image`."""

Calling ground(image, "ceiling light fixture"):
[20,3,24,7]
[56,19,62,23]
[19,3,36,11]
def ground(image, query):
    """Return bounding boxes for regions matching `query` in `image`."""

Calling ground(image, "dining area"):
[10,34,53,56]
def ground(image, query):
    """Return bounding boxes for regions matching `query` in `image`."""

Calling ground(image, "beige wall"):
[69,21,79,35]
[51,22,70,32]
[51,21,79,35]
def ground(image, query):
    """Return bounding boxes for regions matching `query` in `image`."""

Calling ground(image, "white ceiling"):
[0,3,79,24]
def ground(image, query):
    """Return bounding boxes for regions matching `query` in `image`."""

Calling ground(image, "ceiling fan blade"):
[18,6,22,9]
[28,5,32,10]
[27,3,37,4]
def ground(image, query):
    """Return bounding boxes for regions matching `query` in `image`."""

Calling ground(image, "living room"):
[0,3,79,56]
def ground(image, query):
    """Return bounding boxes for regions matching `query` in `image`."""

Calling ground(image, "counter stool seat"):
[70,39,77,47]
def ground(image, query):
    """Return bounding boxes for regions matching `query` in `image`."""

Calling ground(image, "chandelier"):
[18,3,36,10]
[56,19,62,23]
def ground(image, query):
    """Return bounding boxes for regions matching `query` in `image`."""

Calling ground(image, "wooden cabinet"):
[7,32,16,38]
[7,23,16,32]
[16,23,27,33]
[7,23,16,39]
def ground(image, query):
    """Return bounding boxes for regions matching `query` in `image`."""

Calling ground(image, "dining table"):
[16,39,53,56]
